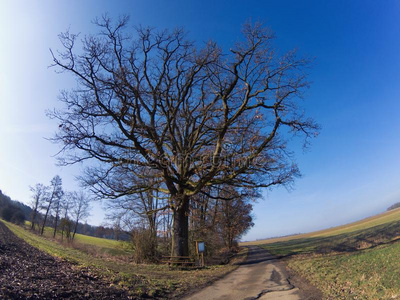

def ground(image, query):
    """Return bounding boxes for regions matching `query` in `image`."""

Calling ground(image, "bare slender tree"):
[49,16,318,256]
[218,190,254,249]
[70,191,91,240]
[30,183,47,231]
[40,175,63,235]
[60,192,73,240]
[52,187,65,238]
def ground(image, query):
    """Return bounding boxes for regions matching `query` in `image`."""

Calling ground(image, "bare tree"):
[103,168,166,255]
[30,183,47,231]
[49,16,318,256]
[52,187,65,238]
[60,192,73,240]
[219,193,254,249]
[40,175,63,235]
[70,191,91,240]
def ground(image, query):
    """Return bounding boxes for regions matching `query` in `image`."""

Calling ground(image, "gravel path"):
[185,246,301,300]
[0,221,132,299]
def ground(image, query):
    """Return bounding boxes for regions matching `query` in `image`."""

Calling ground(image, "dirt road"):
[0,221,131,299]
[185,246,301,300]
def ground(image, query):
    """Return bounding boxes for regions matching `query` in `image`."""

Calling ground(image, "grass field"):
[26,221,130,257]
[242,207,400,247]
[3,220,241,298]
[244,208,400,299]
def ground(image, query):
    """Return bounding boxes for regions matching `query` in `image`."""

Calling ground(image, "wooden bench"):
[162,256,196,268]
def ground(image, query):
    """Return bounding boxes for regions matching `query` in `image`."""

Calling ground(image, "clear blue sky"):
[1,0,399,241]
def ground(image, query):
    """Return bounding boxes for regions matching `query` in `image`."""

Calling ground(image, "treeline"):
[0,190,28,224]
[387,202,400,211]
[0,182,123,240]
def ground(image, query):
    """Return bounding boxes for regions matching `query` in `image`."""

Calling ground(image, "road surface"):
[186,246,300,300]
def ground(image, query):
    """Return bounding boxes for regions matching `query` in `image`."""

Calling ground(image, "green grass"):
[248,208,400,299]
[26,220,130,257]
[3,220,238,298]
[261,219,400,257]
[288,242,400,299]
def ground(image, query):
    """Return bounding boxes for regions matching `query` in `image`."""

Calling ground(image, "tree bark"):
[53,211,59,238]
[72,219,78,240]
[41,203,52,235]
[31,209,37,230]
[171,196,189,257]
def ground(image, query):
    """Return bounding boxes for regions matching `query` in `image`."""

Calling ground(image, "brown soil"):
[0,222,134,299]
[284,260,324,300]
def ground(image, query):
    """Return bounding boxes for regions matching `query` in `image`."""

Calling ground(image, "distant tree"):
[0,191,13,215]
[49,16,318,256]
[0,190,32,222]
[60,192,73,240]
[30,184,47,231]
[80,222,93,236]
[52,188,65,238]
[95,225,106,238]
[104,176,164,257]
[218,195,254,249]
[0,190,11,207]
[70,191,91,240]
[387,202,400,211]
[189,186,256,254]
[111,217,122,241]
[41,175,63,235]
[59,218,73,241]
[1,204,26,225]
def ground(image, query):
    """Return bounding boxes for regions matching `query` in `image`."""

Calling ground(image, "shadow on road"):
[238,246,277,265]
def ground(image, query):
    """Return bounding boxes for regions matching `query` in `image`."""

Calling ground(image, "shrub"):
[130,228,158,263]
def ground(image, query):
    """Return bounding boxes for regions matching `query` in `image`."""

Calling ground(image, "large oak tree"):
[49,15,318,256]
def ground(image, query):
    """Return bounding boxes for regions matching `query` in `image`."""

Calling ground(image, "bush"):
[130,228,158,263]
[59,218,74,241]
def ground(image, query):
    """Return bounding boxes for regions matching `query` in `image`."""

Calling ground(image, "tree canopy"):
[49,15,318,256]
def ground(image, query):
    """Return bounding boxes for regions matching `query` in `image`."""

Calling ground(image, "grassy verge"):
[253,209,400,299]
[287,242,400,299]
[25,221,130,257]
[3,220,238,298]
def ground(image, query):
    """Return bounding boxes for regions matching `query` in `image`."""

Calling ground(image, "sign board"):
[197,241,205,253]
[194,240,205,267]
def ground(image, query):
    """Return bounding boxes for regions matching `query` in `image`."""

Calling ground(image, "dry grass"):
[241,207,400,246]
[4,220,241,298]
[245,208,400,299]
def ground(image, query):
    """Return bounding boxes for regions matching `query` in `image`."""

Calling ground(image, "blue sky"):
[1,0,399,241]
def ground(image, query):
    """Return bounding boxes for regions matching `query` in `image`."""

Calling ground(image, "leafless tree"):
[70,191,91,240]
[60,192,73,240]
[49,16,318,256]
[102,167,167,254]
[52,188,65,238]
[189,185,256,255]
[29,183,47,231]
[219,192,254,249]
[40,175,63,235]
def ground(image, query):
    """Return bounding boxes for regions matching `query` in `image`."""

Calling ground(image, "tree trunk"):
[53,212,59,238]
[171,197,189,257]
[41,204,51,235]
[31,209,37,230]
[72,219,78,240]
